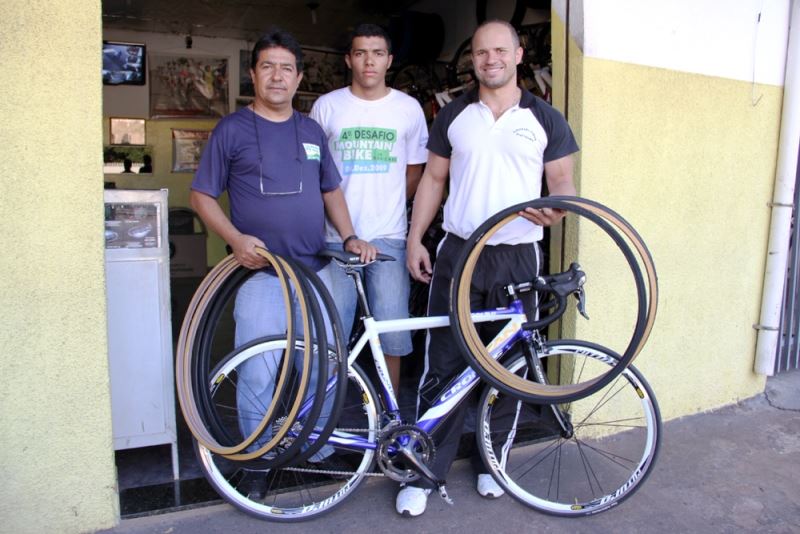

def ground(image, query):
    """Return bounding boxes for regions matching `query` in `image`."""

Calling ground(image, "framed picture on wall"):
[150,54,229,119]
[109,118,146,145]
[172,129,211,173]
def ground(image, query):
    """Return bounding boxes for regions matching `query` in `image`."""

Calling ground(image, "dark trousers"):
[416,234,541,487]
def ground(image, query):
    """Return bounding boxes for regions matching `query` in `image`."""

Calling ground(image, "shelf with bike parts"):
[174,195,661,521]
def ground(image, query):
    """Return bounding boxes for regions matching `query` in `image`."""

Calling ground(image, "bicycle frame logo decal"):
[440,369,478,404]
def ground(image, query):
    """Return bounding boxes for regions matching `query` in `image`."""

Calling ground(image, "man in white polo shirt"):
[310,23,428,395]
[399,20,579,517]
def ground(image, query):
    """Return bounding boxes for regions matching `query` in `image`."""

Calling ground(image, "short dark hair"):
[472,19,520,50]
[251,27,304,72]
[349,23,392,54]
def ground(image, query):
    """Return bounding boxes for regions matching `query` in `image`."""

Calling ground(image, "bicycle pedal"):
[438,485,454,505]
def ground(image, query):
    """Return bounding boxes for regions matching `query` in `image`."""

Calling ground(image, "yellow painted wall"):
[103,120,230,266]
[0,1,119,532]
[574,58,776,420]
[551,7,775,421]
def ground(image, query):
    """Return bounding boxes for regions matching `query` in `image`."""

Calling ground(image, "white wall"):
[556,0,791,85]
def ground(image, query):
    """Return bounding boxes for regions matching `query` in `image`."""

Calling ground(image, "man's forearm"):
[190,190,242,246]
[408,173,445,243]
[406,164,424,200]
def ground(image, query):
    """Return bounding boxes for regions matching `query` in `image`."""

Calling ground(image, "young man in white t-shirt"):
[309,23,429,394]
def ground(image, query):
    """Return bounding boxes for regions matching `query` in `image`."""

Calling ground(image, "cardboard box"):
[169,234,207,278]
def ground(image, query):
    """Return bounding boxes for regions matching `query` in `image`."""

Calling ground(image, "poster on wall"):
[104,203,160,249]
[172,129,211,173]
[150,54,229,119]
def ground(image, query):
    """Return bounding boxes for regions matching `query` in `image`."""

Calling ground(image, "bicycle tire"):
[450,196,657,403]
[196,352,380,522]
[215,254,331,465]
[281,257,349,465]
[177,249,321,459]
[446,36,476,89]
[177,253,301,456]
[476,340,661,516]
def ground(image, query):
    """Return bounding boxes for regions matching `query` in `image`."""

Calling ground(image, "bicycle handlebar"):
[510,262,588,330]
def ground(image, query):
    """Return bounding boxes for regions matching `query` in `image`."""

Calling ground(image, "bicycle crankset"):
[376,424,436,483]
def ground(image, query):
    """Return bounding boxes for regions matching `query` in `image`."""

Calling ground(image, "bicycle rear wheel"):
[476,340,661,517]
[196,345,379,522]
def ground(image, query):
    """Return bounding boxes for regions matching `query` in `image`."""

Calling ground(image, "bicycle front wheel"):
[476,340,661,517]
[196,343,380,522]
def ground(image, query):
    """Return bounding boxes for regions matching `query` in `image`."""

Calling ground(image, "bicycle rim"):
[196,356,379,522]
[477,340,661,516]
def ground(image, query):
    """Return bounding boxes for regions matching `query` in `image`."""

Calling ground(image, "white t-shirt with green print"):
[310,87,429,242]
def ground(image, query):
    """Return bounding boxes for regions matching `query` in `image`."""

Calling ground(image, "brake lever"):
[575,287,589,320]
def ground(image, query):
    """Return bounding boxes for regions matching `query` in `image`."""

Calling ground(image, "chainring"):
[376,424,436,483]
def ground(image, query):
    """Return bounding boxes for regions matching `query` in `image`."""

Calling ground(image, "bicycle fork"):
[521,332,574,438]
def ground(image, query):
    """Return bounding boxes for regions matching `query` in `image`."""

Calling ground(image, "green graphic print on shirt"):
[335,127,398,175]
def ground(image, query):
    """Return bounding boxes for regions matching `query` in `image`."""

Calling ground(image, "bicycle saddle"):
[320,249,396,265]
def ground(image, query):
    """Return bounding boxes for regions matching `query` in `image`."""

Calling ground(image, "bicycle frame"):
[299,299,530,452]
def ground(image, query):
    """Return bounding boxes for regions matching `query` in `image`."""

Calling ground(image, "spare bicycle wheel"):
[449,196,657,404]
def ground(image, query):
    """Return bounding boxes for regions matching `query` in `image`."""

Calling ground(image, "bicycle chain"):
[278,427,386,477]
[281,466,386,477]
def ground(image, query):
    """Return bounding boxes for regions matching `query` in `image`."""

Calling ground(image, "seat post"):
[347,269,372,318]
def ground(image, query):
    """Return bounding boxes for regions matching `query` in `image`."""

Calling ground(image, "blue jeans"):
[233,262,335,460]
[326,238,413,356]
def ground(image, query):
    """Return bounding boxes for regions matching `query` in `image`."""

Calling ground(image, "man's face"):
[250,46,303,110]
[346,36,393,91]
[471,23,523,90]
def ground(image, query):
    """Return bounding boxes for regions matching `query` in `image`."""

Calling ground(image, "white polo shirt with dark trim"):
[428,88,579,245]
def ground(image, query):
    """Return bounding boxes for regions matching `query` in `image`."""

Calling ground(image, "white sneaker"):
[396,486,432,517]
[477,474,505,498]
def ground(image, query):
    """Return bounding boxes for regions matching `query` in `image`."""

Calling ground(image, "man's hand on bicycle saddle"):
[407,239,433,283]
[232,234,270,269]
[519,206,567,227]
[344,237,378,264]
[321,248,395,268]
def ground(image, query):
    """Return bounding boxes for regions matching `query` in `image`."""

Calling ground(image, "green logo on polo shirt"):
[303,143,321,160]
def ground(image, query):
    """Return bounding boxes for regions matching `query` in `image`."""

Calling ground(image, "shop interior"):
[102,0,554,517]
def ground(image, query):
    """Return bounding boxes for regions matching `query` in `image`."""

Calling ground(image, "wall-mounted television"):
[103,41,146,86]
